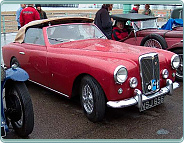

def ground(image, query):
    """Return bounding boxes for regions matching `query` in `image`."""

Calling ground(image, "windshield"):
[47,24,106,44]
[132,19,158,31]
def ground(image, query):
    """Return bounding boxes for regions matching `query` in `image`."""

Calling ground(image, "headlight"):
[129,77,138,88]
[1,66,6,81]
[162,69,169,79]
[114,65,128,84]
[171,54,180,69]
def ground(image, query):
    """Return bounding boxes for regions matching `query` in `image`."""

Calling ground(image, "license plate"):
[140,95,165,112]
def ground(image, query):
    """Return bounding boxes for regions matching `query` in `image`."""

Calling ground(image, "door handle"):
[19,52,25,55]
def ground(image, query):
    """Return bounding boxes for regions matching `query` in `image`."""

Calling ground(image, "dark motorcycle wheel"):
[5,81,34,137]
[80,75,106,122]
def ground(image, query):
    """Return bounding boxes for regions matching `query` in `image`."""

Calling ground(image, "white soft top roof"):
[14,17,94,43]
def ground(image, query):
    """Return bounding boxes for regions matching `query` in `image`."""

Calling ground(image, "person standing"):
[142,4,154,16]
[16,4,26,30]
[130,4,140,13]
[94,4,113,39]
[35,4,47,19]
[20,4,40,27]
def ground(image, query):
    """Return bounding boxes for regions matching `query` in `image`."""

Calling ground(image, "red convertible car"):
[111,13,183,81]
[2,17,180,122]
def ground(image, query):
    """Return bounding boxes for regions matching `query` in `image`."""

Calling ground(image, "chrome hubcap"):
[144,39,162,49]
[82,84,94,114]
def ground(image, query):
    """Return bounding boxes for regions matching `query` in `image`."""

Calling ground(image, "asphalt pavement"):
[3,81,183,140]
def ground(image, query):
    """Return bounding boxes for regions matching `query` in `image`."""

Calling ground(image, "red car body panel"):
[3,27,176,102]
[124,29,183,50]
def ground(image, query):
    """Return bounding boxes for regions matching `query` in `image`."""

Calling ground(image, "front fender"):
[85,58,140,101]
[168,41,183,51]
[5,67,29,82]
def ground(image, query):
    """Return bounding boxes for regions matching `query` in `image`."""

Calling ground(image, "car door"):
[21,28,48,86]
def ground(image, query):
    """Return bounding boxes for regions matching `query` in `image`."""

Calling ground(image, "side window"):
[24,28,45,46]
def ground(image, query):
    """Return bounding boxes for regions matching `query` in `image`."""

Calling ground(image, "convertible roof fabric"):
[160,18,183,30]
[111,13,156,21]
[14,17,94,43]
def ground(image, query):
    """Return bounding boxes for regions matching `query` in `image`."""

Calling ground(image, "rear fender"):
[167,41,183,51]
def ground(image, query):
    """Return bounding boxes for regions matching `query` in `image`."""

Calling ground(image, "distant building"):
[34,4,183,10]
[41,4,78,7]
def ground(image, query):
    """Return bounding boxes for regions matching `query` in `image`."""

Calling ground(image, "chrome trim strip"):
[107,80,179,109]
[28,79,69,98]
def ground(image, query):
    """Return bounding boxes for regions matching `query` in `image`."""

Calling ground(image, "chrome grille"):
[139,53,160,95]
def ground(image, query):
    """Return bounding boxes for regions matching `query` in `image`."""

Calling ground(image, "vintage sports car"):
[111,13,183,81]
[2,17,180,122]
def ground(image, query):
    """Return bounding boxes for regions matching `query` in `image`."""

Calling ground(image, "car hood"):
[138,29,183,38]
[52,39,173,63]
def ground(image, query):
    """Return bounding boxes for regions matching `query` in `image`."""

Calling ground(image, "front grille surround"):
[139,53,160,95]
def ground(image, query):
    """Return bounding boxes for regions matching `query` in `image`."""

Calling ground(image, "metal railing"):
[1,12,96,34]
[1,10,170,34]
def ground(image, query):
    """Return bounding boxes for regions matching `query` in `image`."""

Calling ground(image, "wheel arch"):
[71,73,107,101]
[10,56,18,66]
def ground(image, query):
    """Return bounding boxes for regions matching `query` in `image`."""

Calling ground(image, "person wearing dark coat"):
[35,4,47,19]
[130,4,140,13]
[94,4,113,39]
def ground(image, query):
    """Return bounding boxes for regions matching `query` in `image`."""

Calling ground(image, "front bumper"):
[107,79,179,109]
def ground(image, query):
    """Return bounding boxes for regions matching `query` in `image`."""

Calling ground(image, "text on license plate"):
[140,95,164,112]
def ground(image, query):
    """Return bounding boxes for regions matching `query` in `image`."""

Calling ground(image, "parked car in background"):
[111,13,183,81]
[2,17,180,122]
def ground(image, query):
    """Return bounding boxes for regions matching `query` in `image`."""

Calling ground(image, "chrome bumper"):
[107,79,179,109]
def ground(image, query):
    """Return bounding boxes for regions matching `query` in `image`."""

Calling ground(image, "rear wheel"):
[5,81,34,137]
[172,49,183,81]
[140,34,168,49]
[80,76,106,122]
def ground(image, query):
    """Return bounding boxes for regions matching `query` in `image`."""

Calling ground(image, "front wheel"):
[172,49,183,82]
[5,81,34,137]
[80,76,106,122]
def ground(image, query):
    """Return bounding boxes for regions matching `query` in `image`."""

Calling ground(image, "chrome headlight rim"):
[162,69,169,79]
[129,77,138,88]
[171,54,180,69]
[114,65,128,84]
